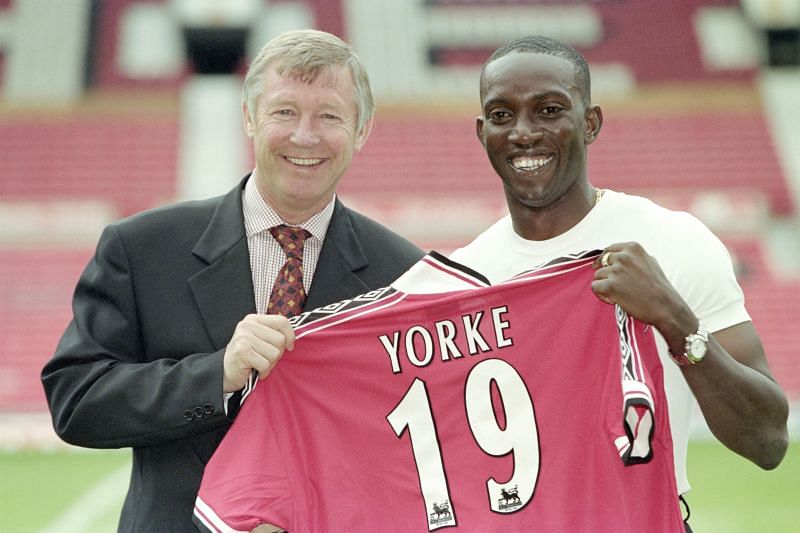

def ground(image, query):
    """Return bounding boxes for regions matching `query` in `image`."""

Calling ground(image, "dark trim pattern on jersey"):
[509,249,604,279]
[426,250,491,286]
[241,253,490,403]
[616,295,656,465]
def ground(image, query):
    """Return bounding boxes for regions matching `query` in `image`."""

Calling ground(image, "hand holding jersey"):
[591,242,699,357]
[222,314,295,393]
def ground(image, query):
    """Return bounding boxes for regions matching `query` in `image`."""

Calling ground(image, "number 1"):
[387,378,457,529]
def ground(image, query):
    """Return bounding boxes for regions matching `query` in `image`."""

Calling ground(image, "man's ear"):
[354,116,374,151]
[584,104,603,144]
[476,116,485,145]
[243,103,255,138]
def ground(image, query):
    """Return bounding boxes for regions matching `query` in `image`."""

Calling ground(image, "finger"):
[594,248,617,269]
[592,251,614,272]
[223,345,269,392]
[234,316,295,354]
[246,350,271,379]
[248,325,292,353]
[590,279,615,305]
[246,337,285,364]
[250,314,297,351]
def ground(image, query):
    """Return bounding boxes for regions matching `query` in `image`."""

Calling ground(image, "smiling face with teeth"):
[477,51,602,238]
[244,64,372,223]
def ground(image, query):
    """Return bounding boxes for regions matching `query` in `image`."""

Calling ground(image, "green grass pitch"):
[1,441,798,532]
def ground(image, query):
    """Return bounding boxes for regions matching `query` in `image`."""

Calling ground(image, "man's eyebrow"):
[262,97,296,108]
[485,90,574,109]
[483,96,511,109]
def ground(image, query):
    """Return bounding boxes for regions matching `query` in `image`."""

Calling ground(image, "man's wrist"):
[658,305,699,357]
[669,320,709,366]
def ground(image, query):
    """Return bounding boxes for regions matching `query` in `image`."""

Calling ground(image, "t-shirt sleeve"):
[661,212,750,333]
[194,383,294,532]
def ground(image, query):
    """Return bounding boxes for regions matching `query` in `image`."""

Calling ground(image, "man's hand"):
[223,314,296,393]
[591,242,696,352]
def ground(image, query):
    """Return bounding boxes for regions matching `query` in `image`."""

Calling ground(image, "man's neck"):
[508,185,597,241]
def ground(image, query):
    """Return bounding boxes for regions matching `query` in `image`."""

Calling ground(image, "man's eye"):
[541,106,563,115]
[489,110,511,121]
[321,113,341,121]
[274,109,294,117]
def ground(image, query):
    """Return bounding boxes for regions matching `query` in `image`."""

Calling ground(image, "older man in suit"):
[42,29,423,532]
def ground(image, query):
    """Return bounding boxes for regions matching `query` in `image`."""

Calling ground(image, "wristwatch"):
[670,321,709,366]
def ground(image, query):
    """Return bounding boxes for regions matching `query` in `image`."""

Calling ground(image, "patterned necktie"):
[267,225,311,318]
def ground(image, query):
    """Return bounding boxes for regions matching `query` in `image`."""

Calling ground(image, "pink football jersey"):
[194,252,683,532]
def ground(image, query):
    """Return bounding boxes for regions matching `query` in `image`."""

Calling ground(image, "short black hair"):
[481,35,592,104]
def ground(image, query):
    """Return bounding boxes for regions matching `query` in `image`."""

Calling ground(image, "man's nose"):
[290,116,320,146]
[509,119,543,145]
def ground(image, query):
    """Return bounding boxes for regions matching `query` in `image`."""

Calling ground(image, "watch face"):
[690,337,707,359]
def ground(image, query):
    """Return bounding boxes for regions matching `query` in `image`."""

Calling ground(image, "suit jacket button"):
[193,406,205,419]
[184,409,194,421]
[204,404,214,415]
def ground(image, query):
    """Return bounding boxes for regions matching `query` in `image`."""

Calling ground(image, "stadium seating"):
[0,112,179,217]
[726,238,800,397]
[595,110,794,215]
[0,248,92,412]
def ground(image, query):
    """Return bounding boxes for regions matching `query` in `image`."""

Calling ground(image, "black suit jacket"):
[41,177,424,532]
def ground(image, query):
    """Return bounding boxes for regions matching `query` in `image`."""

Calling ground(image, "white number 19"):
[387,359,540,529]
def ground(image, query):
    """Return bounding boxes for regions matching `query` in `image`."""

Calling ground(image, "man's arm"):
[41,226,229,448]
[41,224,293,448]
[592,242,789,469]
[684,321,788,469]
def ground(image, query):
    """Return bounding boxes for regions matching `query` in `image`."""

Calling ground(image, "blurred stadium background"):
[0,0,798,531]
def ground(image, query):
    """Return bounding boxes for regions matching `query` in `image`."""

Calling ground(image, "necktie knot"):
[270,225,311,260]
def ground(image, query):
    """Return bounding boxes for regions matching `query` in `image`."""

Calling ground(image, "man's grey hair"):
[243,29,375,133]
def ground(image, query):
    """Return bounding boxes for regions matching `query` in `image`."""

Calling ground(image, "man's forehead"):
[258,64,357,114]
[270,63,351,87]
[482,52,579,100]
[486,52,576,83]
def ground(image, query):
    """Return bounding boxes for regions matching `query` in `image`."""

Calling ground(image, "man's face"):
[244,64,371,222]
[477,52,600,211]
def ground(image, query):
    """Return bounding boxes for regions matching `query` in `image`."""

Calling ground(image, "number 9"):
[465,358,539,513]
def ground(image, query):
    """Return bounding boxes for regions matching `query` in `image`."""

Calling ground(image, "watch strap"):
[670,351,694,366]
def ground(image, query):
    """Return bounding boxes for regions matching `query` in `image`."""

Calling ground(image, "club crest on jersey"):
[429,500,455,527]
[497,485,522,512]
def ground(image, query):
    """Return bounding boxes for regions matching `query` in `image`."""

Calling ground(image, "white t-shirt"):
[449,189,750,495]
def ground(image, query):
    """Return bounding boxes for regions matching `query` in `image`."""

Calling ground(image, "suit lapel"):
[305,200,371,310]
[188,179,256,351]
[187,191,371,344]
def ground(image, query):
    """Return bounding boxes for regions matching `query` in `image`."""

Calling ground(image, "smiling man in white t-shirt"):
[450,34,789,532]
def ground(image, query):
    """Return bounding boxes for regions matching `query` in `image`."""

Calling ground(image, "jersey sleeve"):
[613,305,658,465]
[194,383,294,532]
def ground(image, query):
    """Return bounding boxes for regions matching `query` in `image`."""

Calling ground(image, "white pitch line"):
[39,463,129,533]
